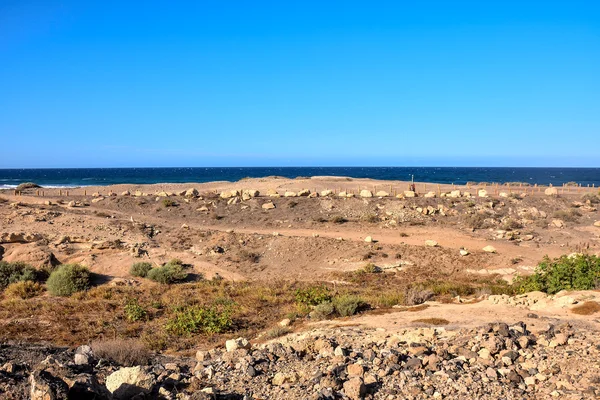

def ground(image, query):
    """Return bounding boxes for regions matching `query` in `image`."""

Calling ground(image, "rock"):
[320,190,333,197]
[105,366,155,399]
[425,240,438,247]
[478,189,488,198]
[225,337,251,352]
[74,345,93,365]
[284,191,297,197]
[0,232,43,244]
[544,187,558,196]
[91,197,104,203]
[347,363,364,377]
[364,236,374,243]
[449,190,461,198]
[197,206,209,212]
[279,318,291,327]
[375,191,389,197]
[552,219,564,228]
[121,190,130,196]
[185,188,199,198]
[65,373,113,399]
[30,370,69,400]
[459,249,469,256]
[482,245,497,253]
[343,377,366,400]
[272,372,298,386]
[404,191,416,198]
[424,191,436,198]
[262,202,276,210]
[550,333,568,347]
[360,190,373,198]
[297,189,310,196]
[266,189,280,197]
[594,221,600,227]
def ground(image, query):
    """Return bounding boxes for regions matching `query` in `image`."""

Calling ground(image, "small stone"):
[483,245,497,253]
[425,240,438,247]
[364,236,374,243]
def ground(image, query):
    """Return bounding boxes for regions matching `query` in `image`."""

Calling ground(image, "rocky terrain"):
[1,176,600,399]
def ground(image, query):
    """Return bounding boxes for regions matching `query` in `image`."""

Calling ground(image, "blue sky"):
[1,1,599,168]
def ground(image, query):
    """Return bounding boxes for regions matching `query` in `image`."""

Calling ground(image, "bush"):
[91,339,150,366]
[165,304,234,336]
[0,261,37,290]
[404,287,434,306]
[147,261,188,284]
[362,214,379,223]
[264,326,291,339]
[162,199,177,207]
[4,281,44,299]
[294,285,332,306]
[582,193,600,204]
[513,254,600,295]
[124,298,147,322]
[46,264,91,296]
[553,209,581,222]
[330,216,347,224]
[130,262,153,278]
[333,294,364,317]
[311,302,335,320]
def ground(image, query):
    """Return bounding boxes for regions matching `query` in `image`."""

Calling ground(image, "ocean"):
[0,167,599,189]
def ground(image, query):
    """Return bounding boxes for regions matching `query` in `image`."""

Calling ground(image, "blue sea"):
[0,167,599,189]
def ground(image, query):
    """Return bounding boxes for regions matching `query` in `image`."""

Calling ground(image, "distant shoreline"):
[1,166,599,188]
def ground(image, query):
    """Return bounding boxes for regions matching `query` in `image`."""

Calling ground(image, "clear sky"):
[1,1,599,168]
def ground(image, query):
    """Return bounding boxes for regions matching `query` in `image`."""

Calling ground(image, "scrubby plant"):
[0,261,37,290]
[294,285,332,306]
[91,339,150,366]
[513,254,600,295]
[4,281,44,299]
[362,263,380,273]
[162,199,177,207]
[46,264,91,296]
[553,209,581,222]
[362,213,379,223]
[330,216,347,224]
[264,326,291,339]
[332,294,364,317]
[147,260,188,284]
[165,303,234,336]
[130,262,153,278]
[582,193,600,204]
[311,301,335,320]
[124,298,147,322]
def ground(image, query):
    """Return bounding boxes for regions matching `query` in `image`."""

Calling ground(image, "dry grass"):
[571,301,600,315]
[91,339,150,366]
[412,318,450,325]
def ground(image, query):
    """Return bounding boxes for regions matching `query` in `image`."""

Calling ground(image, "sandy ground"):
[1,176,599,283]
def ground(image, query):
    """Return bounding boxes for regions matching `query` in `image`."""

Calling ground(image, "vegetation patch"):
[513,254,600,294]
[46,264,91,296]
[571,301,600,315]
[165,303,234,336]
[91,339,150,366]
[413,318,450,325]
[0,261,37,290]
[4,281,44,299]
[130,262,153,278]
[147,260,188,284]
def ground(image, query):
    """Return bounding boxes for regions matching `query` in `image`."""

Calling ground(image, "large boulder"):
[225,337,251,352]
[320,190,333,197]
[545,187,558,196]
[375,191,389,197]
[297,189,311,197]
[105,366,155,399]
[30,370,69,400]
[360,190,373,198]
[404,191,416,198]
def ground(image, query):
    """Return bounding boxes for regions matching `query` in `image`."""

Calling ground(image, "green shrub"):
[16,182,40,191]
[130,262,153,278]
[294,285,332,306]
[333,294,364,317]
[46,264,91,296]
[553,209,581,222]
[0,261,37,290]
[124,298,147,322]
[513,254,600,295]
[165,304,234,336]
[362,263,380,273]
[4,281,44,299]
[311,302,335,320]
[162,199,177,207]
[147,262,188,284]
